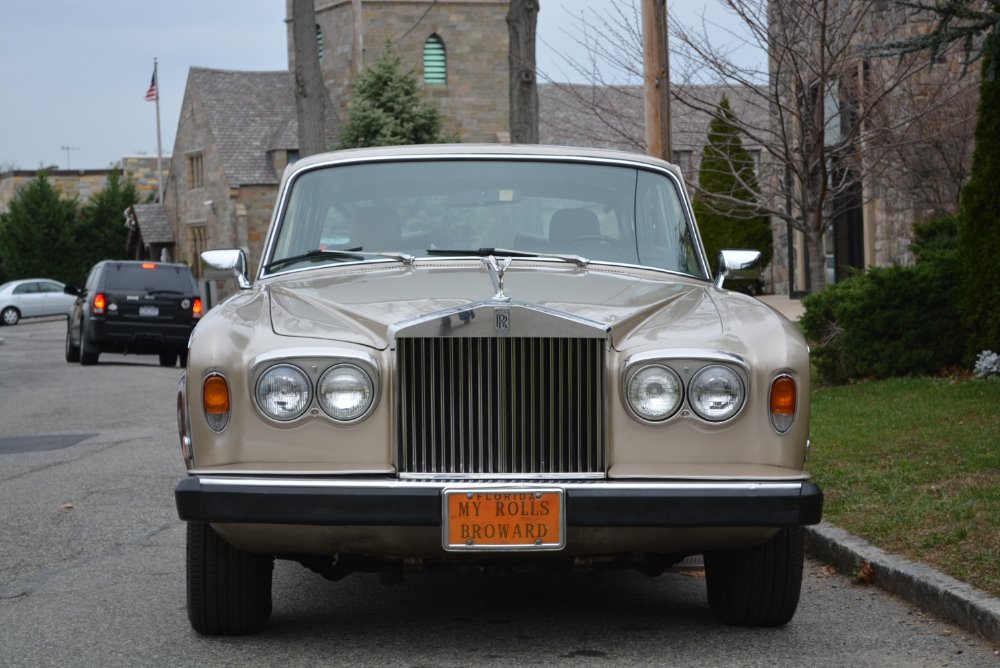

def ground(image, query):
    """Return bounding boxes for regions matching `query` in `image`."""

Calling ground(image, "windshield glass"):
[269,159,706,278]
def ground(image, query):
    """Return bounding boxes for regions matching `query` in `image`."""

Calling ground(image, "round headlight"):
[689,365,745,422]
[626,364,683,421]
[255,364,311,421]
[318,364,374,421]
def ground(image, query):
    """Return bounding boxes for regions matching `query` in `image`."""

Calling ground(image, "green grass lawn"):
[809,377,1000,597]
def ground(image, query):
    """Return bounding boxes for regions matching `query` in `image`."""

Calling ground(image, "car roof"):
[287,143,683,180]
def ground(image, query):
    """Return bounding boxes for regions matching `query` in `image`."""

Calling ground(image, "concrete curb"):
[806,522,1000,645]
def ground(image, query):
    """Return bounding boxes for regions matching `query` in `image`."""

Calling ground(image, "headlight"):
[626,364,683,421]
[255,364,311,421]
[689,365,745,422]
[317,364,374,421]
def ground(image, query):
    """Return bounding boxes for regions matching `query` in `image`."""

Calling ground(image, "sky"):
[0,1,762,172]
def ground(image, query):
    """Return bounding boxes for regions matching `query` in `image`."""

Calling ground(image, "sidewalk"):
[756,293,805,321]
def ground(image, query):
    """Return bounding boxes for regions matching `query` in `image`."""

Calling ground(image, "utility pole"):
[507,0,539,143]
[60,145,80,170]
[642,0,671,161]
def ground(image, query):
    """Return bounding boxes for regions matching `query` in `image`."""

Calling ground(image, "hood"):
[267,260,725,350]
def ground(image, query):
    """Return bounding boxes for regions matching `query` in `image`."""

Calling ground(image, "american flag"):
[144,70,158,102]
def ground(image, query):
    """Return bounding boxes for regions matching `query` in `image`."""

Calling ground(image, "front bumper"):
[175,476,823,528]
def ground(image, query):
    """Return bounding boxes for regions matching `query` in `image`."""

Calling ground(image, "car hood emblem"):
[483,255,513,303]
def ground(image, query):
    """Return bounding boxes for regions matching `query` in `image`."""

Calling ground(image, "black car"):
[65,260,203,367]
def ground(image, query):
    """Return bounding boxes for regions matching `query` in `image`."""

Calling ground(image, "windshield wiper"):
[426,247,589,267]
[265,248,414,272]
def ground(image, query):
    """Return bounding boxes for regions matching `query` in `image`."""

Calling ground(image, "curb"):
[806,522,1000,645]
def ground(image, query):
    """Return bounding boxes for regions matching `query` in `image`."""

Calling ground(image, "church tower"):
[287,0,511,143]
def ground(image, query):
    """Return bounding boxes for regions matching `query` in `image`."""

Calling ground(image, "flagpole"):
[153,57,164,204]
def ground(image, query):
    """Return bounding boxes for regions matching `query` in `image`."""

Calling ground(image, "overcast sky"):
[0,1,761,172]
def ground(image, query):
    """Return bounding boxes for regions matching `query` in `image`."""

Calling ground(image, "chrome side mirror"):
[202,249,251,290]
[714,249,762,289]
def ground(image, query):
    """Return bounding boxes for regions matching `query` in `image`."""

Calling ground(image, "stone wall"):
[121,155,170,202]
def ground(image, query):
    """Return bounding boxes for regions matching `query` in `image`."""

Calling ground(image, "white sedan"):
[0,278,76,326]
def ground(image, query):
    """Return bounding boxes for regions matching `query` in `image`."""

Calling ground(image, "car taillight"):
[192,298,203,318]
[93,293,107,313]
[142,263,157,269]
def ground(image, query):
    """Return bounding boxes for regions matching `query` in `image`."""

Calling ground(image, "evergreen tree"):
[0,172,77,283]
[958,40,1000,356]
[75,169,139,279]
[691,97,773,278]
[337,48,455,149]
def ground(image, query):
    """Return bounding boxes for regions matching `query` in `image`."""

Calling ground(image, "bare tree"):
[508,0,540,143]
[541,1,977,292]
[292,0,333,157]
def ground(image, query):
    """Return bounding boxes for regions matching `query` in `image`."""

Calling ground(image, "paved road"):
[1,318,998,666]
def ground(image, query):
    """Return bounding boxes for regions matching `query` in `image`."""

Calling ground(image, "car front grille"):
[396,337,606,476]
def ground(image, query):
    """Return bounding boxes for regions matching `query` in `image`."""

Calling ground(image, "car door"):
[13,281,44,317]
[35,280,71,317]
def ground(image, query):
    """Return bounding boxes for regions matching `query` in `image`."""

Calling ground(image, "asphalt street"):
[1,317,998,666]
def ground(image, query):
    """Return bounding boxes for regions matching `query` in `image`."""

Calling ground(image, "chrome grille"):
[396,337,606,476]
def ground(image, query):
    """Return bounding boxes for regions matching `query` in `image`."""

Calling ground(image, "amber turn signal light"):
[203,373,231,431]
[769,375,796,433]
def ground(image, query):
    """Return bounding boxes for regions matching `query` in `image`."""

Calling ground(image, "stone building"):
[0,169,112,215]
[163,68,302,280]
[296,0,511,143]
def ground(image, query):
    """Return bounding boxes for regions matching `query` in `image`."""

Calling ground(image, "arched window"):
[423,34,446,85]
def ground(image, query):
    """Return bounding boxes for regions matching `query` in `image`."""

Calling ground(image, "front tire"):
[704,527,804,627]
[1,306,19,326]
[186,521,274,635]
[65,323,80,362]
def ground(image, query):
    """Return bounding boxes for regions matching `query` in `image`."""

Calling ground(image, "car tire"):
[179,349,188,368]
[186,521,274,636]
[79,323,99,366]
[159,352,178,367]
[1,306,19,326]
[704,527,804,627]
[65,323,80,363]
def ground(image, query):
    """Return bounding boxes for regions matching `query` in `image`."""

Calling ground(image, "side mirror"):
[202,249,251,289]
[714,249,762,289]
[63,284,83,297]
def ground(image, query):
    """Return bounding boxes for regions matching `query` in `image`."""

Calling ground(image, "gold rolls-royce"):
[175,144,822,634]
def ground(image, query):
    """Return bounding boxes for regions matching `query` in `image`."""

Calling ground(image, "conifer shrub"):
[801,217,965,384]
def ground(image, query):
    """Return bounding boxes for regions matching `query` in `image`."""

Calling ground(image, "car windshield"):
[268,159,707,278]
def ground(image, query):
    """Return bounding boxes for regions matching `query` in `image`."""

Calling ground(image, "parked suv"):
[65,260,202,366]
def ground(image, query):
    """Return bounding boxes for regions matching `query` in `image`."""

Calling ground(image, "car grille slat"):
[396,337,606,476]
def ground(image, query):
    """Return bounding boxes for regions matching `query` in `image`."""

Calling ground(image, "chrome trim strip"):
[190,476,807,492]
[400,472,606,481]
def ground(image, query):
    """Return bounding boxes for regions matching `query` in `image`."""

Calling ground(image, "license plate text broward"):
[444,490,564,550]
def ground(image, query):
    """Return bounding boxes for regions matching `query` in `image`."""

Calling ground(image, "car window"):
[102,264,195,293]
[38,281,62,293]
[13,282,38,295]
[272,159,706,278]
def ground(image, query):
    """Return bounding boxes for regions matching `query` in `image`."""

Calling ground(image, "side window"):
[188,153,204,189]
[423,34,446,85]
[13,283,36,295]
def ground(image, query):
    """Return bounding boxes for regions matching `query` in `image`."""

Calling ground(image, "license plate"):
[442,488,565,551]
[139,305,159,317]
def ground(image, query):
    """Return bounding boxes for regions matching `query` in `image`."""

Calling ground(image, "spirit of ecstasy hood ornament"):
[483,255,513,303]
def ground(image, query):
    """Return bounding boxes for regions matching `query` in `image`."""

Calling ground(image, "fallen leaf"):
[855,561,875,585]
[60,502,75,510]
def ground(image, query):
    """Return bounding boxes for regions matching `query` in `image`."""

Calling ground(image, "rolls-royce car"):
[174,144,822,635]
